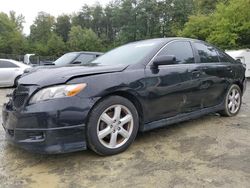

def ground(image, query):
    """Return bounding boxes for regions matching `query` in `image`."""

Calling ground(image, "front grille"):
[13,94,28,108]
[12,85,29,108]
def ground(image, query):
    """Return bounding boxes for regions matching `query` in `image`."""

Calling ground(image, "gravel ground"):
[0,81,249,188]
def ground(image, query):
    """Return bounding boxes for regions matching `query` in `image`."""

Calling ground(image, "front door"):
[144,40,199,123]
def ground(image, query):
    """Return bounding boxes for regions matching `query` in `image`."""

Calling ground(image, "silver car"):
[0,59,30,87]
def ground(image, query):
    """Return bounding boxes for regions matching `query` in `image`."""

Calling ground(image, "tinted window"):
[0,61,18,68]
[218,51,235,63]
[194,43,219,63]
[54,53,79,66]
[158,41,195,64]
[74,54,96,64]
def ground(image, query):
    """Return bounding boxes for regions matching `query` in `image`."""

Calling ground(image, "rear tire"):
[219,84,242,117]
[86,96,139,156]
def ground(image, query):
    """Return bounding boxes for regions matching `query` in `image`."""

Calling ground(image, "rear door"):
[0,60,19,86]
[192,42,234,108]
[144,40,200,122]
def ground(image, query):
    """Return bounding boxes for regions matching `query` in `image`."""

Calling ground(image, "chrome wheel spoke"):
[232,89,236,98]
[231,104,235,112]
[109,132,118,147]
[119,127,129,138]
[98,126,112,139]
[119,114,132,127]
[228,101,233,109]
[235,93,240,100]
[100,113,113,125]
[113,105,122,120]
[229,95,233,100]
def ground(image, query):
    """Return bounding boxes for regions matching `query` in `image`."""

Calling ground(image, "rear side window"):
[0,61,18,68]
[218,51,236,63]
[194,43,219,63]
[158,41,195,64]
[74,54,96,64]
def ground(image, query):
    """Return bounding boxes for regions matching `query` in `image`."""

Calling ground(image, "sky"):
[0,0,111,35]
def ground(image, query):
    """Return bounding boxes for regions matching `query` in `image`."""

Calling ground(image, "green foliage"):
[68,26,102,51]
[47,33,66,56]
[1,0,250,56]
[180,0,250,49]
[55,15,71,42]
[179,14,212,40]
[208,0,250,49]
[29,12,55,44]
[0,12,26,54]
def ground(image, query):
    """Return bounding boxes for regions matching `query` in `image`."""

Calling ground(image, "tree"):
[193,0,228,14]
[207,0,250,49]
[67,26,102,51]
[29,12,55,43]
[47,33,66,56]
[9,11,25,32]
[72,4,92,29]
[181,0,250,49]
[55,15,71,42]
[179,14,212,40]
[0,12,26,54]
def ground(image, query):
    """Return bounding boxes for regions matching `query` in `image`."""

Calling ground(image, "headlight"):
[29,83,87,104]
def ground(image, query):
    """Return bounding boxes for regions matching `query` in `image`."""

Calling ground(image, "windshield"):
[91,41,159,66]
[54,53,78,66]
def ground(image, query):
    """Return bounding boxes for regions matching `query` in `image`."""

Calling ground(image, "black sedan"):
[2,38,246,155]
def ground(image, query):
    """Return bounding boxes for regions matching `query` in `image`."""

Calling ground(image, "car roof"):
[0,59,30,68]
[67,51,104,55]
[130,37,201,44]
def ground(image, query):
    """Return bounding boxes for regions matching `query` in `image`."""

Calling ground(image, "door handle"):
[226,67,233,72]
[192,70,201,78]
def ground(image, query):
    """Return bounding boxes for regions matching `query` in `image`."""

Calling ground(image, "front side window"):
[74,54,95,64]
[158,41,195,64]
[194,43,219,63]
[54,53,79,66]
[0,61,18,68]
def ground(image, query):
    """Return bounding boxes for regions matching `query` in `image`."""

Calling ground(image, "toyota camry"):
[2,38,246,155]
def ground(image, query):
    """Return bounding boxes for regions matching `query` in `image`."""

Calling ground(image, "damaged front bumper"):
[1,96,92,154]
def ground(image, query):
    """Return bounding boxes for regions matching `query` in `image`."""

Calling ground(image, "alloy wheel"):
[97,104,134,149]
[227,88,241,114]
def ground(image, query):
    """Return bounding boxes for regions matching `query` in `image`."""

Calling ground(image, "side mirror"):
[72,61,82,65]
[236,59,242,63]
[152,55,176,67]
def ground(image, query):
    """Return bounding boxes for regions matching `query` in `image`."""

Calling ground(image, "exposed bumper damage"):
[1,88,93,154]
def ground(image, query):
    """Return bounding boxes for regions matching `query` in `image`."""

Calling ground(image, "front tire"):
[14,75,21,87]
[220,84,242,117]
[86,96,139,155]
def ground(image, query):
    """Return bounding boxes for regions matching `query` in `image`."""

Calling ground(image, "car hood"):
[24,66,56,74]
[19,64,128,86]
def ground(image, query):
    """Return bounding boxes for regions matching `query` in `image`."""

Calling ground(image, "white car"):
[226,49,250,77]
[0,59,30,87]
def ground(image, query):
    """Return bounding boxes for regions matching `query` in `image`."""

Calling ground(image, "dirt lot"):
[0,81,249,188]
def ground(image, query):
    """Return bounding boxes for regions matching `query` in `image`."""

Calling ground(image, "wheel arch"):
[90,90,145,131]
[233,80,244,94]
